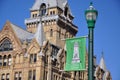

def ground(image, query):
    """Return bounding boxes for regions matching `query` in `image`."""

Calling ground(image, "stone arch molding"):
[27,39,41,54]
[0,33,17,51]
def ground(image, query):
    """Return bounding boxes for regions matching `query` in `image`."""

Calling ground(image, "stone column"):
[60,72,63,80]
[75,71,79,80]
[71,71,75,80]
[47,55,52,80]
[39,56,45,80]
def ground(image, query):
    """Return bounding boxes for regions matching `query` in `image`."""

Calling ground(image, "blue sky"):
[0,0,119,80]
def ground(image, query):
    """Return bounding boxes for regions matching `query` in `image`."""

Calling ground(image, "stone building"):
[0,0,112,80]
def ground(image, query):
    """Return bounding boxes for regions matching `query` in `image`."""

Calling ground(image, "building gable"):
[0,21,22,51]
[27,39,40,54]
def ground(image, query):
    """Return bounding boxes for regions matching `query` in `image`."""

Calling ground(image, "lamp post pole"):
[85,2,98,80]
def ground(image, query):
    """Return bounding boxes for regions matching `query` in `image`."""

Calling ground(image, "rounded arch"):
[0,33,19,51]
[8,54,12,66]
[3,55,7,59]
[1,74,5,80]
[8,54,12,57]
[40,3,46,16]
[6,73,10,80]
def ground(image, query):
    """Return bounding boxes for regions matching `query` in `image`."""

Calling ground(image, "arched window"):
[0,38,13,51]
[33,70,36,80]
[14,72,18,80]
[3,55,7,66]
[50,29,53,37]
[19,72,22,80]
[6,73,10,80]
[40,3,46,16]
[14,72,22,80]
[1,74,5,80]
[0,55,2,66]
[8,55,12,66]
[28,70,36,80]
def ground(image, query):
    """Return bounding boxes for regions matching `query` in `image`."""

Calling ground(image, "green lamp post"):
[85,2,98,80]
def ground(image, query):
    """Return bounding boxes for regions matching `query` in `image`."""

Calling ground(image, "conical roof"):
[34,20,45,46]
[99,52,107,71]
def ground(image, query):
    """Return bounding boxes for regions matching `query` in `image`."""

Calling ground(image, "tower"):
[99,52,112,80]
[25,0,78,47]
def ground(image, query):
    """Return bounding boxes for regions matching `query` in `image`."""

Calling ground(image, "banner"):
[64,37,86,71]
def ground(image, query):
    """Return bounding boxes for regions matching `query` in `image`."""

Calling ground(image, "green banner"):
[64,37,86,71]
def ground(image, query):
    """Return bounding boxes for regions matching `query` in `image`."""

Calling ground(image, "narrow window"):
[14,72,18,80]
[35,14,37,17]
[34,54,37,62]
[30,54,37,63]
[28,71,32,80]
[33,70,36,80]
[50,29,53,37]
[3,55,7,66]
[40,4,46,16]
[8,55,12,66]
[28,70,36,80]
[33,14,34,18]
[53,11,55,15]
[19,72,22,80]
[1,74,5,80]
[50,11,52,15]
[6,73,10,80]
[0,56,2,66]
[30,54,33,63]
[64,7,68,17]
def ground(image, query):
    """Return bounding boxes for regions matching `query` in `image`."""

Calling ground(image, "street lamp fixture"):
[85,2,98,80]
[85,2,98,28]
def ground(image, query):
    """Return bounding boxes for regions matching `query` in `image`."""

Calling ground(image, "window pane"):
[30,54,33,63]
[2,74,5,80]
[0,56,2,66]
[6,73,10,80]
[8,55,12,66]
[33,70,36,80]
[28,71,32,80]
[0,38,13,52]
[50,29,53,37]
[6,74,10,78]
[34,54,37,62]
[19,72,22,80]
[3,56,7,66]
[40,4,46,16]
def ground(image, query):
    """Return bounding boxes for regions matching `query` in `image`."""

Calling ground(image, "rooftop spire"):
[34,18,45,46]
[99,51,107,71]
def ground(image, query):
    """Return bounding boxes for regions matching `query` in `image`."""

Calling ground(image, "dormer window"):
[0,38,13,52]
[40,3,46,16]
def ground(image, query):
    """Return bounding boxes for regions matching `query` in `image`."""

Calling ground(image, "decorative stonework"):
[0,1,112,80]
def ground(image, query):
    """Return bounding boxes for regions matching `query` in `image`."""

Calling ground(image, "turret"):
[24,0,78,47]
